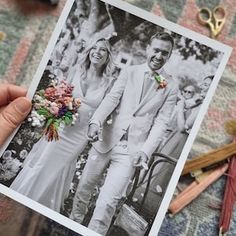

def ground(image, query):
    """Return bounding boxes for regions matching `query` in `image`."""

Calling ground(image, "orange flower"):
[74,98,81,106]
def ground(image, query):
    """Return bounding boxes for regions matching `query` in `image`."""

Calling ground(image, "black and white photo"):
[0,0,232,236]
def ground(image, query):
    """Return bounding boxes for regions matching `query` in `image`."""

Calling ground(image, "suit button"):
[133,114,136,117]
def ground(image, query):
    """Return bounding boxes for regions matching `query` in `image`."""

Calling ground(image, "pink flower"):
[55,87,66,97]
[49,106,59,116]
[45,87,56,99]
[159,80,167,88]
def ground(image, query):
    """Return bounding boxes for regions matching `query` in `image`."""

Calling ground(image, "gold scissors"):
[197,6,226,38]
[0,31,6,42]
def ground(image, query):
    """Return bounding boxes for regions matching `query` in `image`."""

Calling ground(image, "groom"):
[70,32,178,235]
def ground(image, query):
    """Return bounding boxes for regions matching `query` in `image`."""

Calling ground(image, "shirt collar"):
[141,63,164,76]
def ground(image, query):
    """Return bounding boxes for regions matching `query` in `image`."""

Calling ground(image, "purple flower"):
[58,106,68,117]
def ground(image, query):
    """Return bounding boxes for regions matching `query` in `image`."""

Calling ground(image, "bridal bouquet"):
[28,79,81,141]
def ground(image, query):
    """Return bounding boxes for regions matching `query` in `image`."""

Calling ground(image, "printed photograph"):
[0,0,231,235]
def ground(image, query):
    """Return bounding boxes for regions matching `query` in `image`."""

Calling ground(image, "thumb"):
[0,97,31,146]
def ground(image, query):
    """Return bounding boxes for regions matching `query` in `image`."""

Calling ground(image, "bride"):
[10,38,116,212]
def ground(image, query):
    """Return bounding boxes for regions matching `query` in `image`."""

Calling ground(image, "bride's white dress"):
[10,68,113,212]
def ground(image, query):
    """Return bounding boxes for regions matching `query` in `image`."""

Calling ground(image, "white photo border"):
[0,0,232,235]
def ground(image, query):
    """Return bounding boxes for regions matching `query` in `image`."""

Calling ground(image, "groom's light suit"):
[91,63,178,157]
[71,63,178,235]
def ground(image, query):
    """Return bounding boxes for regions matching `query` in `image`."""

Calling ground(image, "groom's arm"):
[140,85,178,158]
[90,67,129,126]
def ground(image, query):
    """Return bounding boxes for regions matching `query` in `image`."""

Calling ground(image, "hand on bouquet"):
[132,151,149,170]
[0,85,31,146]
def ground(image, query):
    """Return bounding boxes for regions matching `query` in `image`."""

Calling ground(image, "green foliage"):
[37,90,45,97]
[37,108,50,117]
[45,118,53,128]
[155,75,161,83]
[65,111,73,118]
[53,119,61,129]
[63,111,73,125]
[63,116,72,125]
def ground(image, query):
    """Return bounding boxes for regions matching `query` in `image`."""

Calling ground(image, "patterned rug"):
[0,0,236,235]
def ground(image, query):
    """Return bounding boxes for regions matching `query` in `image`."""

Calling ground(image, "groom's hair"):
[149,32,175,51]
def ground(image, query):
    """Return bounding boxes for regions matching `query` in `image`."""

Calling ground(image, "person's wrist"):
[89,119,101,127]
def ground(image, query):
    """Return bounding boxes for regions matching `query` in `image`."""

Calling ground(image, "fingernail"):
[15,98,31,114]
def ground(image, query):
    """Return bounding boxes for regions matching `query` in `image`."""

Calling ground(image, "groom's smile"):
[146,38,173,71]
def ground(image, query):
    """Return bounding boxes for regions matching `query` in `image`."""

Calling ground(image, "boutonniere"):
[154,74,167,89]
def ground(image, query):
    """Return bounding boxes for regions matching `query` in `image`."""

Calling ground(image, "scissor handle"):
[212,6,226,21]
[197,8,212,24]
[212,6,226,37]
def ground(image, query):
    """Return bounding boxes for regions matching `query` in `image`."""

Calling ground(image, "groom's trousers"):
[70,140,135,235]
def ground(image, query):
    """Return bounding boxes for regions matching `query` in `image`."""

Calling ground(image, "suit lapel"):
[134,85,166,114]
[133,68,169,114]
[139,79,156,106]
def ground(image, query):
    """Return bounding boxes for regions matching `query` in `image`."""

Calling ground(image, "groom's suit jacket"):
[91,63,178,158]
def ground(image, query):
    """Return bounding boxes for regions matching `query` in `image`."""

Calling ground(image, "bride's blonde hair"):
[78,38,115,80]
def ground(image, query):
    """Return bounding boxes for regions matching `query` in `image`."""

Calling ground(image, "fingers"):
[87,129,99,142]
[141,162,149,170]
[87,133,99,142]
[133,155,141,167]
[87,124,100,142]
[0,84,27,106]
[92,134,99,142]
[134,161,148,170]
[0,97,31,146]
[133,153,148,170]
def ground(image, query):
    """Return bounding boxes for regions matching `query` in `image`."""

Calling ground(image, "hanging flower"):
[154,74,168,89]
